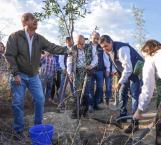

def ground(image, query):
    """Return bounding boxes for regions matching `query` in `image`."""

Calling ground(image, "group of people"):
[1,12,161,143]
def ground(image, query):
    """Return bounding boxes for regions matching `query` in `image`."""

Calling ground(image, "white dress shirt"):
[25,31,34,60]
[103,52,117,73]
[90,44,98,68]
[116,46,133,84]
[103,52,111,72]
[138,49,161,111]
[59,46,72,70]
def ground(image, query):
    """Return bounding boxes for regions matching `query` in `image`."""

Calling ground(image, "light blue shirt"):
[25,31,34,60]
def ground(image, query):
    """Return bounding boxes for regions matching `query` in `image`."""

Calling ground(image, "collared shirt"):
[103,52,111,72]
[59,46,72,70]
[25,31,34,60]
[113,46,133,84]
[138,49,161,111]
[67,44,98,75]
[91,43,98,68]
[76,48,86,68]
[103,52,116,73]
[40,54,56,77]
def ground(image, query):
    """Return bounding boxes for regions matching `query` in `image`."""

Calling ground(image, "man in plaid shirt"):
[40,51,57,101]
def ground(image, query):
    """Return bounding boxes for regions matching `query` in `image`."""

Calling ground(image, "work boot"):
[105,99,109,106]
[124,120,139,134]
[93,105,103,110]
[13,131,26,141]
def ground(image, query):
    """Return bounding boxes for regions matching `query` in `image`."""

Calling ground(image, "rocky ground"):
[0,95,157,145]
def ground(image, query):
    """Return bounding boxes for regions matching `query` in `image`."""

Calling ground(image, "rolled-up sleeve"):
[138,57,155,111]
[118,46,133,84]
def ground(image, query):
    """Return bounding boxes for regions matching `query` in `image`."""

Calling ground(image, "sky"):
[0,0,160,47]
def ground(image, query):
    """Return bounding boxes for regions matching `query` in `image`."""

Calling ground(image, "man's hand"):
[86,65,92,70]
[14,75,21,85]
[68,75,73,82]
[133,109,143,120]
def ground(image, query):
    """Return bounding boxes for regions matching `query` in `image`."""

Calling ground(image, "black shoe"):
[105,99,109,106]
[99,98,104,104]
[13,131,25,141]
[93,106,102,110]
[124,122,139,134]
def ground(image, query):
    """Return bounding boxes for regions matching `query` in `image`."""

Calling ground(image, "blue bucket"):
[29,124,54,145]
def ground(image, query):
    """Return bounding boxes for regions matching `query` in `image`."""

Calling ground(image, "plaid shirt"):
[40,54,57,77]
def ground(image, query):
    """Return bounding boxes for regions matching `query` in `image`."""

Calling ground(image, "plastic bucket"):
[29,124,54,145]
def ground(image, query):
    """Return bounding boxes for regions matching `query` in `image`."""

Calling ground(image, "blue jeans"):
[40,74,53,99]
[104,75,112,100]
[119,76,141,117]
[11,73,45,133]
[91,71,104,107]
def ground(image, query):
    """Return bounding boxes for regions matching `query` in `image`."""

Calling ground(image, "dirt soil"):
[0,93,157,145]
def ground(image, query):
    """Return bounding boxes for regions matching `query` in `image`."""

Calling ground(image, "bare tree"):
[132,5,146,49]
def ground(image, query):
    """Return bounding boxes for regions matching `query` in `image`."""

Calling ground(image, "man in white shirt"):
[100,35,143,133]
[58,37,74,105]
[69,34,98,119]
[89,32,112,112]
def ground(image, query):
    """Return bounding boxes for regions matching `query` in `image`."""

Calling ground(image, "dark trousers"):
[119,75,141,117]
[51,70,61,100]
[72,69,92,115]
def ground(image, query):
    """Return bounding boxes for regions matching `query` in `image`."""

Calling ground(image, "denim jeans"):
[119,76,141,117]
[11,73,45,133]
[130,77,141,114]
[119,82,129,117]
[40,74,53,99]
[91,71,104,107]
[104,75,112,100]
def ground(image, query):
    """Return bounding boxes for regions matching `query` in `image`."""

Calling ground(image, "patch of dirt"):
[0,94,157,145]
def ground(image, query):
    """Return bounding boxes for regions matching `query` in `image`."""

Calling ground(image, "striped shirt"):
[40,54,57,77]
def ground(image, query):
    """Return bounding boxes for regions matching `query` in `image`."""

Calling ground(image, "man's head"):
[65,37,73,47]
[21,13,38,31]
[0,42,5,54]
[91,31,100,44]
[100,35,113,53]
[76,35,85,49]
